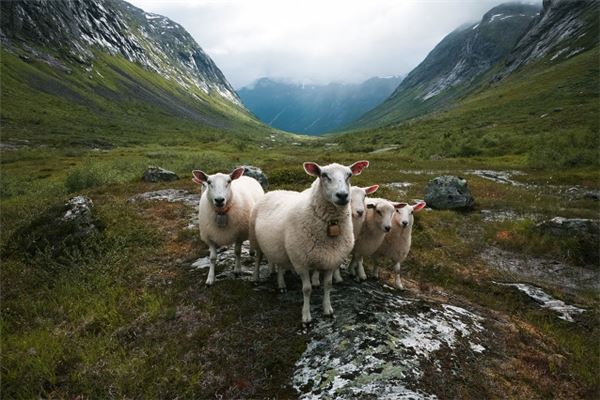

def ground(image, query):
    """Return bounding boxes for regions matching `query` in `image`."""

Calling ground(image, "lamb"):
[311,184,379,286]
[250,160,369,324]
[192,167,264,286]
[374,200,426,289]
[349,197,402,281]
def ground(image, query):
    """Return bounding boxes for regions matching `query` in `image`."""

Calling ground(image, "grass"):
[1,140,599,398]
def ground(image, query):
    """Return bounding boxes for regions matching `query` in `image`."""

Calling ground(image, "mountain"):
[237,76,403,135]
[0,0,267,146]
[336,0,599,168]
[352,3,541,128]
[498,0,599,78]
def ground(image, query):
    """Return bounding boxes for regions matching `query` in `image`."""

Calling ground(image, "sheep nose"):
[402,221,408,227]
[356,210,364,217]
[214,197,225,206]
[336,192,348,202]
[384,225,391,232]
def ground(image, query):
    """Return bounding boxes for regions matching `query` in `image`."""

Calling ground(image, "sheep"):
[349,197,402,281]
[250,160,369,324]
[192,167,264,286]
[311,184,379,286]
[373,200,426,289]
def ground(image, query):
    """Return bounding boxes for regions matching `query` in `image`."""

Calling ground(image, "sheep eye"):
[207,180,212,185]
[376,210,382,216]
[321,173,330,180]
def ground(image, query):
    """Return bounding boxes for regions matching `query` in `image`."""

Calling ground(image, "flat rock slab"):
[292,281,487,399]
[481,247,600,291]
[494,282,585,322]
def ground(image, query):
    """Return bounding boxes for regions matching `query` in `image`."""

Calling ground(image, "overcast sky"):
[128,0,541,89]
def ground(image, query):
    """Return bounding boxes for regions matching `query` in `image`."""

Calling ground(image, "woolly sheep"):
[311,184,379,286]
[250,161,369,324]
[192,167,264,286]
[374,200,426,289]
[349,197,402,281]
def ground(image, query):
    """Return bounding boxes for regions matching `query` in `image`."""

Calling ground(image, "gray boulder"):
[425,175,475,210]
[536,217,600,238]
[143,166,179,182]
[61,195,100,238]
[242,165,269,190]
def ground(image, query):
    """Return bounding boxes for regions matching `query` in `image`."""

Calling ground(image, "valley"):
[1,0,598,398]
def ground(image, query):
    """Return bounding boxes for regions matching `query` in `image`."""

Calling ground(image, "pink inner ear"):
[230,167,245,180]
[192,170,207,183]
[303,162,321,177]
[350,160,369,175]
[413,201,426,212]
[365,184,379,195]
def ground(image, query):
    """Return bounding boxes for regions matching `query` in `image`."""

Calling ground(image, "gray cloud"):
[128,0,541,88]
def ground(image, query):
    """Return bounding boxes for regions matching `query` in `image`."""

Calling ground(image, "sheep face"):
[350,185,379,219]
[304,161,369,207]
[394,201,426,228]
[366,200,396,232]
[192,167,245,211]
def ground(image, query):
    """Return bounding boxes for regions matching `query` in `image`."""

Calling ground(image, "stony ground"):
[126,171,598,399]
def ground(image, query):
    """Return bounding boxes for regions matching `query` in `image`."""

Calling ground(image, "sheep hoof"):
[205,281,214,287]
[323,311,335,319]
[302,321,313,331]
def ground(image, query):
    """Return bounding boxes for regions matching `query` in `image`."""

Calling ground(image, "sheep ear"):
[394,203,408,209]
[349,160,369,175]
[412,201,426,212]
[303,162,321,177]
[192,170,208,184]
[366,203,376,209]
[364,184,379,195]
[230,167,245,180]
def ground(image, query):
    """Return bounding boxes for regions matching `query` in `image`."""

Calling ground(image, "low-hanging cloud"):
[128,0,541,88]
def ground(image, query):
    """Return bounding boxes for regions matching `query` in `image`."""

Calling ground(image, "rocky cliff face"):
[499,0,599,77]
[0,0,241,106]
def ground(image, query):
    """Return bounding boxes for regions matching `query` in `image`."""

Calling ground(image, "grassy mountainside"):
[0,49,274,147]
[336,47,599,169]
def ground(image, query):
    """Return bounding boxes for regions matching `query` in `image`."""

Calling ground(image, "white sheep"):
[250,161,369,324]
[374,200,426,289]
[192,167,264,286]
[349,197,401,281]
[311,184,379,286]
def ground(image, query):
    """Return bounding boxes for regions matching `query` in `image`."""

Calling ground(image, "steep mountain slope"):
[336,47,599,168]
[237,76,403,135]
[353,3,540,128]
[0,0,269,145]
[499,0,599,77]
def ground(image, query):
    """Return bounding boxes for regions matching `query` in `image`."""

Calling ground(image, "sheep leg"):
[356,257,368,281]
[233,241,243,276]
[277,266,287,293]
[269,263,276,276]
[393,262,404,290]
[299,270,312,325]
[333,267,343,283]
[348,255,357,277]
[311,270,321,287]
[252,247,262,282]
[322,269,334,317]
[372,265,380,279]
[206,242,218,286]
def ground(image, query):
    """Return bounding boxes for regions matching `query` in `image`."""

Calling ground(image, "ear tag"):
[216,214,228,227]
[327,221,340,237]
